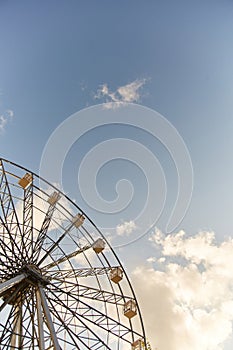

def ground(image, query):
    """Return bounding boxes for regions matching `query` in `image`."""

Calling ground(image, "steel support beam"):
[10,304,22,349]
[0,274,26,297]
[36,288,45,350]
[38,285,61,350]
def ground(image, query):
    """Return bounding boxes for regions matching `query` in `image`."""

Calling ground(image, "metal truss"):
[32,203,56,263]
[22,180,34,260]
[0,158,147,349]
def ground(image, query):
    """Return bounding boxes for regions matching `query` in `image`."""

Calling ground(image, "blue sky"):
[1,1,233,349]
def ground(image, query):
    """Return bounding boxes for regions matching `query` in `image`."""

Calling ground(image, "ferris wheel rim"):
[0,157,147,349]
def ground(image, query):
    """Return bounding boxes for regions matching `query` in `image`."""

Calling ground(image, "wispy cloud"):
[0,109,14,132]
[95,79,147,108]
[0,115,8,132]
[132,229,233,350]
[6,109,14,118]
[116,220,136,236]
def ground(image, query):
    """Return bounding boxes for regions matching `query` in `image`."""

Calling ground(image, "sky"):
[1,1,233,349]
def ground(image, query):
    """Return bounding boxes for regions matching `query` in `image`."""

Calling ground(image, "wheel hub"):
[1,265,50,305]
[21,264,50,287]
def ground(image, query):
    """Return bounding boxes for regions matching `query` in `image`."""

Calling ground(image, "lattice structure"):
[0,158,147,349]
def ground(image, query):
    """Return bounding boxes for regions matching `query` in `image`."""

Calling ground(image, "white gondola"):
[92,238,105,254]
[72,213,85,228]
[18,173,33,189]
[47,191,61,206]
[123,300,137,319]
[110,267,123,283]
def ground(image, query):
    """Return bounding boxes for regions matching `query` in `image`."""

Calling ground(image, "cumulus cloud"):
[95,79,147,108]
[116,220,136,236]
[0,109,14,132]
[132,229,233,350]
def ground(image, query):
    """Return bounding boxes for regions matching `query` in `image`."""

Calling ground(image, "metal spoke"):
[15,293,30,348]
[0,305,16,346]
[0,215,24,262]
[48,283,139,342]
[0,160,24,259]
[50,280,128,306]
[32,202,56,263]
[46,299,82,350]
[37,221,75,266]
[45,266,118,279]
[42,244,91,270]
[46,287,112,350]
[22,180,33,260]
[0,231,22,270]
[23,290,40,349]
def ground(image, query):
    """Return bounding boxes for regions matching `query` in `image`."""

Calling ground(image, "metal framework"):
[0,158,146,349]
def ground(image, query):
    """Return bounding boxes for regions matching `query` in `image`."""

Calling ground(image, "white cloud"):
[147,256,156,263]
[117,79,146,102]
[132,229,233,350]
[116,220,136,236]
[95,79,147,108]
[6,109,14,118]
[0,109,14,132]
[0,115,8,131]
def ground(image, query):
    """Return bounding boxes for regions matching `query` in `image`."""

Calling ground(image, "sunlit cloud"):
[95,79,147,108]
[132,229,233,350]
[116,220,136,236]
[146,257,156,263]
[117,79,147,102]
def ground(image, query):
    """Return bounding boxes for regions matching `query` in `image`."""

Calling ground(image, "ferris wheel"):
[0,158,146,350]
